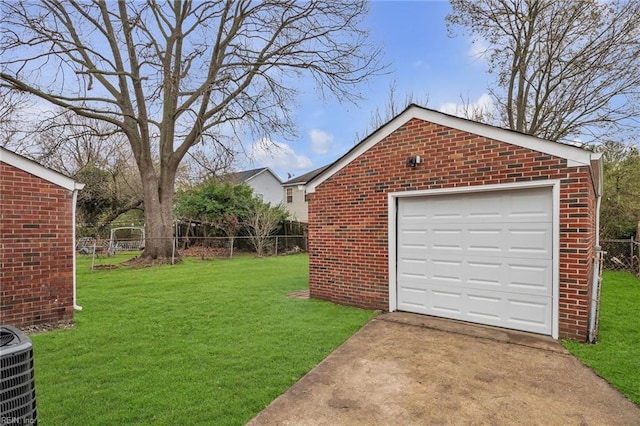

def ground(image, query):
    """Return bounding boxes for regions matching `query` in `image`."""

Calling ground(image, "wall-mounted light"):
[406,155,421,167]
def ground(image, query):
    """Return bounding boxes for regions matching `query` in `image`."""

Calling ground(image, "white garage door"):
[396,187,553,335]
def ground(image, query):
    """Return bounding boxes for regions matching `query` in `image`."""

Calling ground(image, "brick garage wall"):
[1,162,75,328]
[309,118,598,340]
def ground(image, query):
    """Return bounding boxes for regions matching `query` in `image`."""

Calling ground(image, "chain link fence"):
[600,239,640,276]
[77,235,308,270]
[177,235,308,258]
[76,220,309,269]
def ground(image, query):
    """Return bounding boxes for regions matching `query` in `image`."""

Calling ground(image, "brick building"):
[306,105,603,341]
[1,147,84,329]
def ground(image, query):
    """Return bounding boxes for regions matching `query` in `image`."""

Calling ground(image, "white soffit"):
[306,105,598,193]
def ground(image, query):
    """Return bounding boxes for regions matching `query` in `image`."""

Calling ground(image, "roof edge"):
[307,104,598,193]
[245,167,283,184]
[1,146,84,191]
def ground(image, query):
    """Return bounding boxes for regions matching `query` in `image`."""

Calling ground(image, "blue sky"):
[242,1,494,181]
[8,1,493,181]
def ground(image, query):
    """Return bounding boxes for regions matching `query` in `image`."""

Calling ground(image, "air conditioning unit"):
[1,325,37,424]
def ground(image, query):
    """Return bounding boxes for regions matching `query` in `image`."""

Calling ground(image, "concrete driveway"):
[248,313,640,425]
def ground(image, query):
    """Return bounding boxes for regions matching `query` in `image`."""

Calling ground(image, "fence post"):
[172,236,176,265]
[636,238,640,277]
[91,240,97,271]
[275,236,278,256]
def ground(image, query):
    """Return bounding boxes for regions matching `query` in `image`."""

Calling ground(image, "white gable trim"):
[306,105,598,193]
[246,167,283,184]
[1,147,84,191]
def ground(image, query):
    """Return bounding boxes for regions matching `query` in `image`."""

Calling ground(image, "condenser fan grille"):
[0,326,37,424]
[1,329,17,346]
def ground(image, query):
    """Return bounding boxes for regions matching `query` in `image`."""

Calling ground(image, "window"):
[286,187,293,203]
[304,191,308,202]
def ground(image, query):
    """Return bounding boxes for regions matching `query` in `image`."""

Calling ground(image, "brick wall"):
[309,118,598,340]
[1,161,75,328]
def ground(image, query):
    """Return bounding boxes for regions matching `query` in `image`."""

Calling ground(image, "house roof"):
[0,146,85,191]
[224,167,283,184]
[283,164,330,186]
[306,104,602,194]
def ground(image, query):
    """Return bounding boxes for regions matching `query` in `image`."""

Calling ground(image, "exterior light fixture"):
[406,155,421,167]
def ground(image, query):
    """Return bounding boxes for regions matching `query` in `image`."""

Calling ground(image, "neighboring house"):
[306,104,603,341]
[282,165,329,222]
[225,167,283,206]
[0,147,84,329]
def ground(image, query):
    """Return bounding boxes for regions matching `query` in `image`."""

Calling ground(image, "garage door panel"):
[397,284,552,334]
[421,224,552,259]
[398,229,428,248]
[508,228,551,256]
[507,298,550,327]
[397,285,428,311]
[508,263,550,292]
[400,255,552,296]
[397,187,554,335]
[431,229,463,250]
[400,198,430,218]
[466,228,502,252]
[430,288,464,316]
[404,187,553,225]
[508,190,552,218]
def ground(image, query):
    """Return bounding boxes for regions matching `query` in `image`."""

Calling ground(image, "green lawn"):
[563,270,640,405]
[30,254,376,425]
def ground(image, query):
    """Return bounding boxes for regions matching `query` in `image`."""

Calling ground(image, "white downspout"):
[588,157,603,342]
[588,194,602,343]
[72,184,84,311]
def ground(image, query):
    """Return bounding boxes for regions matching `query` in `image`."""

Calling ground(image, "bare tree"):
[9,110,145,232]
[447,0,640,144]
[27,111,129,175]
[0,89,20,145]
[180,138,236,185]
[1,1,383,262]
[355,80,429,141]
[244,201,287,257]
[440,93,496,124]
[213,214,241,259]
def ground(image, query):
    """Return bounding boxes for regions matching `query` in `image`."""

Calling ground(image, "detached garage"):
[306,105,602,341]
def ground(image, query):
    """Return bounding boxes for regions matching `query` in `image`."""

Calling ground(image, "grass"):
[563,270,640,405]
[30,254,376,425]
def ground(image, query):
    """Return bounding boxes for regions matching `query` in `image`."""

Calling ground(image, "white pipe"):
[72,186,83,311]
[588,187,603,342]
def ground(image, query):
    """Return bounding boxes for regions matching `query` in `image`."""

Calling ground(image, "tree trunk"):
[138,164,179,263]
[143,197,176,261]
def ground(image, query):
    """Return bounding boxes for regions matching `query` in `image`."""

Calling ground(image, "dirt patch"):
[122,256,183,267]
[92,264,120,270]
[179,246,230,259]
[287,290,310,299]
[22,320,75,335]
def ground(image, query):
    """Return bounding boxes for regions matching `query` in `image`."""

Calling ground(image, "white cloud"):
[309,129,334,155]
[248,138,312,175]
[439,93,495,121]
[468,37,490,65]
